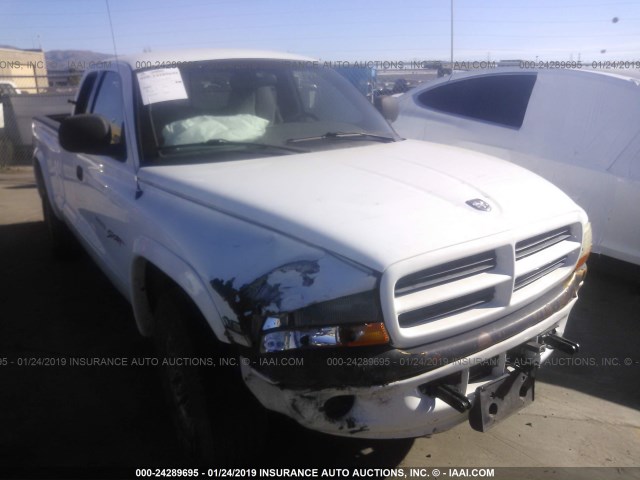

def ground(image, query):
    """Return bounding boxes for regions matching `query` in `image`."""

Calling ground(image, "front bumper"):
[242,266,586,438]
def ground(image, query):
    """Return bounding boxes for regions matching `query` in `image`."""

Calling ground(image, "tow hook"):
[541,333,580,355]
[423,383,472,413]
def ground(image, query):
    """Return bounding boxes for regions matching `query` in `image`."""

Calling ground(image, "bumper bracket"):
[469,367,536,432]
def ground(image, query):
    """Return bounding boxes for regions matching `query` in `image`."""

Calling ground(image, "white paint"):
[394,68,640,265]
[139,139,584,273]
[243,301,574,439]
[118,48,316,71]
[33,50,591,439]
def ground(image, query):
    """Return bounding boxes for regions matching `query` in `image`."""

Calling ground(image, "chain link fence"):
[1,72,80,167]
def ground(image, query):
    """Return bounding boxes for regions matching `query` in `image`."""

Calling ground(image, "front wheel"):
[153,288,267,465]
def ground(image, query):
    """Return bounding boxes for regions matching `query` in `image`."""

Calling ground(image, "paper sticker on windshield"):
[137,68,188,105]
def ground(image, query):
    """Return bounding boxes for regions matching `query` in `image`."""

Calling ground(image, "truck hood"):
[139,139,581,271]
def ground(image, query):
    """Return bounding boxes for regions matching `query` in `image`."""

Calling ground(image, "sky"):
[2,0,639,63]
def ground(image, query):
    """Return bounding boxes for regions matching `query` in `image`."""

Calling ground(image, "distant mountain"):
[45,50,112,71]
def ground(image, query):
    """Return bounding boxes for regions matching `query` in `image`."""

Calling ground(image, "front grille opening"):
[395,251,497,297]
[398,288,495,328]
[516,226,571,260]
[514,256,568,291]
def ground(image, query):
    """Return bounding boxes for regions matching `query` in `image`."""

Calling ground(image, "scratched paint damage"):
[211,256,378,344]
[242,362,376,435]
[207,255,587,436]
[211,260,320,339]
[289,392,369,435]
[241,266,586,389]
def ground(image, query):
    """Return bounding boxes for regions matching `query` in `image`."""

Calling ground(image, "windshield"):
[136,59,399,164]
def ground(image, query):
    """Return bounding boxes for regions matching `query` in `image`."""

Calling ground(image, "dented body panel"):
[243,292,577,438]
[245,266,585,389]
[32,48,590,439]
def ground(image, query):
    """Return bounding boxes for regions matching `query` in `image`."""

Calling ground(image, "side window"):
[74,72,99,114]
[417,74,537,128]
[91,71,126,158]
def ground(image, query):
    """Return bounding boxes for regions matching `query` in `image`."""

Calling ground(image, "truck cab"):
[32,49,590,463]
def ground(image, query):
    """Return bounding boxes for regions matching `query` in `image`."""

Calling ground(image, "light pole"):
[450,0,454,69]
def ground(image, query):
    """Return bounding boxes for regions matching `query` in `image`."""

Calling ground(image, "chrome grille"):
[398,288,495,327]
[514,226,578,293]
[395,251,497,297]
[515,226,572,260]
[389,224,581,336]
[514,256,568,291]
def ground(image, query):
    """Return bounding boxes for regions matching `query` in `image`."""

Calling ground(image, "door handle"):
[76,165,83,181]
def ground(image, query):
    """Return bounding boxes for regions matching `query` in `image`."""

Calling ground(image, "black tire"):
[34,165,78,259]
[153,287,267,466]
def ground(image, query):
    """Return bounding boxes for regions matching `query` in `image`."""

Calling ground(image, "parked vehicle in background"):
[334,65,377,103]
[0,80,22,96]
[33,49,590,463]
[393,68,640,266]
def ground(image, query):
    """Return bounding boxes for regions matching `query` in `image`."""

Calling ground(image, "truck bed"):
[33,113,70,132]
[2,94,73,147]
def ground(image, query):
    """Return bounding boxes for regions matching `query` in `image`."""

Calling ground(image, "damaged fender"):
[211,255,379,346]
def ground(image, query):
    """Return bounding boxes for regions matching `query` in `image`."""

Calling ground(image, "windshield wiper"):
[159,138,308,153]
[286,132,396,144]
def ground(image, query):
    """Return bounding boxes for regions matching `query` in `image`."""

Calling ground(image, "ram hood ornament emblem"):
[466,198,492,212]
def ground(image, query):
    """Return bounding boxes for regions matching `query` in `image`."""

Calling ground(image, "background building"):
[0,47,49,93]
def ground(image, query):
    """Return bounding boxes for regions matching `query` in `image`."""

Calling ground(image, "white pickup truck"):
[33,49,590,461]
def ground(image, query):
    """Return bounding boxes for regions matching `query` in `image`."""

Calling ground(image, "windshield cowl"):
[286,131,397,144]
[158,138,309,154]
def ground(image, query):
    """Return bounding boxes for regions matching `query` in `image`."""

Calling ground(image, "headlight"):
[260,290,389,353]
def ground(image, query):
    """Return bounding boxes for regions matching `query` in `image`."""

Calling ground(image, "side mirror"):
[379,95,399,122]
[59,114,112,154]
